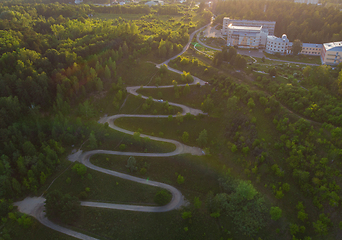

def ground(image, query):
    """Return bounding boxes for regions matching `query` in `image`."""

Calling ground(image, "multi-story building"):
[222,18,276,35]
[227,24,268,49]
[265,34,291,54]
[321,41,342,65]
[300,43,322,56]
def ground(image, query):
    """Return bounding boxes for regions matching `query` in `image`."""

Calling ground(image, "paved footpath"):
[14,23,210,240]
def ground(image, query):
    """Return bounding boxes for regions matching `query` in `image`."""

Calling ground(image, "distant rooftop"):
[323,41,342,52]
[224,17,276,24]
[228,24,262,31]
[302,43,322,48]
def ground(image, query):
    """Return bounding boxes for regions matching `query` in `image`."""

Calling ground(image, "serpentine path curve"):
[14,23,211,240]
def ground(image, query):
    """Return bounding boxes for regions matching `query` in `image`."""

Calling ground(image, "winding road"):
[14,23,210,240]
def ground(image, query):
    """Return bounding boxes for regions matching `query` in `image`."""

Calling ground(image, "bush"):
[154,190,171,205]
[119,144,126,151]
[45,190,81,224]
[182,211,192,219]
[140,167,147,175]
[72,163,87,177]
[177,174,185,184]
[231,144,237,153]
[270,207,282,221]
[242,146,250,155]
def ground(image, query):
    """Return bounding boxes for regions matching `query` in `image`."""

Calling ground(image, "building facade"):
[300,43,322,56]
[321,41,342,65]
[265,34,290,54]
[222,18,276,35]
[227,24,268,49]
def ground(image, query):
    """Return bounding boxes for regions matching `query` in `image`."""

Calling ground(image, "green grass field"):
[81,126,176,153]
[114,115,221,148]
[47,161,164,204]
[137,84,212,109]
[263,52,321,64]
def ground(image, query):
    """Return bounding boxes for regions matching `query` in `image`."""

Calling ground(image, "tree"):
[183,84,190,95]
[198,2,205,11]
[89,131,97,149]
[194,197,202,209]
[227,96,239,111]
[292,39,303,55]
[247,98,255,109]
[337,69,342,95]
[227,46,237,63]
[313,220,328,235]
[212,51,223,66]
[234,54,247,69]
[72,163,87,177]
[182,132,189,143]
[236,180,257,200]
[177,174,185,184]
[22,141,36,156]
[196,129,208,147]
[45,190,81,224]
[154,190,171,205]
[78,100,95,118]
[182,211,192,219]
[122,41,128,55]
[270,206,282,221]
[104,65,111,79]
[96,79,103,92]
[269,67,277,77]
[126,156,137,172]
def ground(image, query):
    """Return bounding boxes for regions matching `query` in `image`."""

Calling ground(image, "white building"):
[294,0,319,4]
[265,34,290,54]
[145,0,164,6]
[222,18,276,36]
[321,41,342,65]
[227,24,268,49]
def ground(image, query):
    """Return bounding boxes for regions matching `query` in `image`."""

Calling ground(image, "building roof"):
[302,43,322,48]
[323,41,342,52]
[228,24,262,31]
[267,35,289,43]
[223,17,276,24]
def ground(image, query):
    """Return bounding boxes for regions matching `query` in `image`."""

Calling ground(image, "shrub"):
[177,174,185,184]
[270,207,282,221]
[119,144,126,151]
[154,190,171,205]
[182,211,192,219]
[72,163,87,177]
[140,167,147,175]
[242,146,250,155]
[45,190,81,224]
[210,211,221,218]
[182,132,189,143]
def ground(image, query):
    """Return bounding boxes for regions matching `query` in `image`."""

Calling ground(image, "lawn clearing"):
[47,162,164,205]
[137,84,212,109]
[114,115,223,150]
[263,52,321,64]
[81,126,176,153]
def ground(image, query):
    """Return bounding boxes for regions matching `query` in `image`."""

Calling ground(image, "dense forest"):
[1,1,342,240]
[213,0,342,43]
[0,1,210,206]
